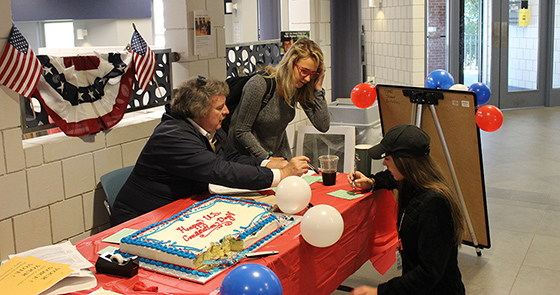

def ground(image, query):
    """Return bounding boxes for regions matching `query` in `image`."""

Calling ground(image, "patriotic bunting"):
[130,27,155,92]
[9,24,157,137]
[32,52,135,137]
[0,23,42,98]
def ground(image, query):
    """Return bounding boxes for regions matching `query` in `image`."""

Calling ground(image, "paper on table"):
[40,269,97,295]
[9,241,93,272]
[302,175,322,185]
[102,228,137,244]
[327,189,364,200]
[97,246,119,256]
[88,288,123,295]
[0,256,73,295]
[209,183,269,196]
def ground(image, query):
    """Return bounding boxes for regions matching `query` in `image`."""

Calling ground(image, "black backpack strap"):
[260,77,276,109]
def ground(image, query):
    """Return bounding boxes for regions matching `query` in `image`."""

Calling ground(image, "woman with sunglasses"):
[228,38,330,159]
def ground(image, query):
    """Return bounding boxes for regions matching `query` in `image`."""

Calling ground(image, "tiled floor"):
[332,106,560,294]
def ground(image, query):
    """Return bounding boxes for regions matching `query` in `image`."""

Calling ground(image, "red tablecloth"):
[72,173,398,295]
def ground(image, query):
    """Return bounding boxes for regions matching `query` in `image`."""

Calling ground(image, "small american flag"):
[0,23,42,98]
[130,28,155,92]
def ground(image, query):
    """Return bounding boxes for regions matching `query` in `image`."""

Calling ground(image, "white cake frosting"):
[118,195,282,277]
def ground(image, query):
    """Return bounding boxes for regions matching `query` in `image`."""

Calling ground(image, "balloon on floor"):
[425,69,454,89]
[476,105,503,132]
[449,84,468,91]
[468,82,491,105]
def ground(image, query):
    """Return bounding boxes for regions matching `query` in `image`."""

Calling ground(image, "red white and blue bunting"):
[32,52,135,137]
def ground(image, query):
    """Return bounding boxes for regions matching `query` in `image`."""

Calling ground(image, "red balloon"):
[476,105,503,132]
[351,83,377,109]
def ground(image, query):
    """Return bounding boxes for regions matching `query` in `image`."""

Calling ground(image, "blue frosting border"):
[118,195,284,277]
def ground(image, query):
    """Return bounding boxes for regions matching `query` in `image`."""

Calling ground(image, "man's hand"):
[265,157,288,169]
[279,156,310,179]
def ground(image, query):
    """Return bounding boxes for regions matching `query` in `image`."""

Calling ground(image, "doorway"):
[488,0,548,108]
[435,0,559,108]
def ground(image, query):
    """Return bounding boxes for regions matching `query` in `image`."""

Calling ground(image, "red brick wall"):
[427,0,447,73]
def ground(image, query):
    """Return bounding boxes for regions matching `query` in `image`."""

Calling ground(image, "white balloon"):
[449,84,468,91]
[300,204,344,247]
[275,176,311,214]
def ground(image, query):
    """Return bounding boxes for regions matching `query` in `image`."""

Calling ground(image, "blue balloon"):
[221,263,283,295]
[468,82,491,105]
[425,70,454,89]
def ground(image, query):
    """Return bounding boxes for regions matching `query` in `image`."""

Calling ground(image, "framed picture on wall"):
[280,31,309,55]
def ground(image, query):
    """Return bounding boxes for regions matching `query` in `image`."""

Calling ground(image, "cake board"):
[137,213,302,284]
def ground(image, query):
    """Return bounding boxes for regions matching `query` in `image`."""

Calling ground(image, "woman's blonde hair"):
[393,155,465,246]
[265,38,324,108]
[171,76,229,119]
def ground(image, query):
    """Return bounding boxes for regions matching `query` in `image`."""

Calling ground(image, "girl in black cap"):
[348,124,465,295]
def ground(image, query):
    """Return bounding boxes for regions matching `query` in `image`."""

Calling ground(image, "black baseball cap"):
[368,124,431,159]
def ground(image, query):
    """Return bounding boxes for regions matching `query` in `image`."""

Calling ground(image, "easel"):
[404,89,482,256]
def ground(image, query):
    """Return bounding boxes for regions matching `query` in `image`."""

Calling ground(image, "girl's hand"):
[347,171,374,191]
[314,65,326,90]
[350,286,378,295]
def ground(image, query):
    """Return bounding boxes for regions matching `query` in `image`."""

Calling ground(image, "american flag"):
[0,23,42,98]
[130,28,155,92]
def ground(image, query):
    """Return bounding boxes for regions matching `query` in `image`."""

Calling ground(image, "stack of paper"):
[1,241,97,295]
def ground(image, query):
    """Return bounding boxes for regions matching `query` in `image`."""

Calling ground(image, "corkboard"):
[376,85,490,248]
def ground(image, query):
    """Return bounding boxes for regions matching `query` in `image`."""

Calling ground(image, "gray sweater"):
[228,75,330,159]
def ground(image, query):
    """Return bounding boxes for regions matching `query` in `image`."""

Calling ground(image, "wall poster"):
[194,10,214,55]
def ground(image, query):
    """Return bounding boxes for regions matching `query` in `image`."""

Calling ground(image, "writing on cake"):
[178,211,236,241]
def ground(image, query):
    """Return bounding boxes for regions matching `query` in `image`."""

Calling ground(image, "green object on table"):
[102,228,137,244]
[302,175,323,185]
[327,189,364,200]
[97,246,119,255]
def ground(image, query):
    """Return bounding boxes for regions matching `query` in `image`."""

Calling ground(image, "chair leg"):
[103,200,112,216]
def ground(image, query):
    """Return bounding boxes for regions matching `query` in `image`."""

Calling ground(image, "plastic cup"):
[319,155,339,186]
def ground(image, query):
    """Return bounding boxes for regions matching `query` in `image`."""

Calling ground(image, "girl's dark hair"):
[393,155,465,246]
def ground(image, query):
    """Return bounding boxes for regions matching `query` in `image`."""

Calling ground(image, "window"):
[153,0,165,47]
[44,22,75,48]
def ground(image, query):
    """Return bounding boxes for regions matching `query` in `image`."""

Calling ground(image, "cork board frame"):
[376,84,490,249]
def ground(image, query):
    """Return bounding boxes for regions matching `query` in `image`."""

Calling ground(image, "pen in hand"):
[308,162,320,175]
[352,154,359,189]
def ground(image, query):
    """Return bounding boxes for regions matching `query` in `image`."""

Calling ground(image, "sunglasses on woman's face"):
[295,63,320,78]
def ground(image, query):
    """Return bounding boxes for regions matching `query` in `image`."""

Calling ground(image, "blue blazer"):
[111,105,273,226]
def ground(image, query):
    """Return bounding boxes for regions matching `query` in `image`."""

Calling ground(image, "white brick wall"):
[366,0,425,86]
[0,103,163,260]
[507,2,538,90]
